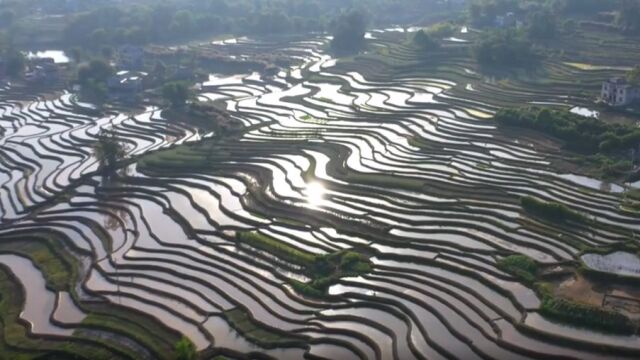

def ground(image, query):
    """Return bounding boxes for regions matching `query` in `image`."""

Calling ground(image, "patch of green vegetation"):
[500,253,636,334]
[628,189,640,201]
[275,217,308,228]
[568,154,634,182]
[539,289,635,334]
[494,107,640,155]
[0,269,120,359]
[497,255,538,284]
[413,30,440,51]
[80,312,175,359]
[292,250,373,297]
[473,30,537,68]
[289,279,326,298]
[237,231,371,297]
[622,189,640,213]
[427,22,457,37]
[138,144,210,171]
[299,114,327,124]
[174,336,197,360]
[520,196,587,223]
[224,308,303,346]
[238,231,316,265]
[0,236,75,291]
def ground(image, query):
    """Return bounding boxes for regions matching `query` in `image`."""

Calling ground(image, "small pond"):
[581,251,640,278]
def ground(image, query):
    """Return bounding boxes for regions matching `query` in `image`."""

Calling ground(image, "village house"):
[601,77,640,107]
[25,57,61,84]
[107,71,147,99]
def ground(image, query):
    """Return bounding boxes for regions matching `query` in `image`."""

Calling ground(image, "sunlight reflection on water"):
[305,182,325,207]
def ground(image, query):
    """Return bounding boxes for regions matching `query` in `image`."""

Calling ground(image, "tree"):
[5,51,25,78]
[170,10,195,37]
[473,30,535,68]
[330,10,368,55]
[93,130,126,176]
[88,28,109,48]
[82,80,109,105]
[527,10,557,40]
[77,59,114,105]
[69,47,84,63]
[101,46,114,60]
[162,82,191,108]
[413,30,439,51]
[174,337,197,360]
[78,59,114,85]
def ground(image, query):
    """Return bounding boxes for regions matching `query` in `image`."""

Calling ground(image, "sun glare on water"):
[305,182,325,207]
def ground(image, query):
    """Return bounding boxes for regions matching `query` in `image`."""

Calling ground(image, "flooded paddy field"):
[1,30,640,359]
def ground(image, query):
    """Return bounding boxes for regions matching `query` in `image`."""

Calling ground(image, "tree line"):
[494,107,640,155]
[0,0,451,50]
[468,0,640,35]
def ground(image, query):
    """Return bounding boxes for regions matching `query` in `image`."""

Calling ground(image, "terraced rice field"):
[1,30,640,359]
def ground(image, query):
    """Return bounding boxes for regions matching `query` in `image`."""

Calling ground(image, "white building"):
[601,77,640,107]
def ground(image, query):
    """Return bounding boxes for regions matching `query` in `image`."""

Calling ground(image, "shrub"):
[413,30,440,51]
[540,296,635,334]
[174,337,197,360]
[498,255,538,283]
[473,30,536,68]
[494,107,640,155]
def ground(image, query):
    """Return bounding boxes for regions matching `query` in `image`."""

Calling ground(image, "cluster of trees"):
[65,4,324,48]
[162,82,192,108]
[0,32,26,78]
[494,107,640,154]
[469,0,560,40]
[468,0,622,23]
[473,30,535,67]
[77,59,114,104]
[526,9,557,40]
[552,0,640,35]
[413,30,440,51]
[412,22,459,51]
[468,0,519,27]
[540,293,635,334]
[92,129,126,178]
[330,10,368,54]
[469,0,640,36]
[52,0,446,50]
